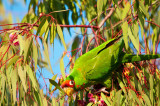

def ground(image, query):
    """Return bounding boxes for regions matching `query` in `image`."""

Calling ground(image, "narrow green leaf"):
[33,42,38,71]
[59,95,65,106]
[7,55,19,68]
[115,7,122,18]
[6,67,12,89]
[43,40,54,74]
[0,74,5,104]
[34,90,42,105]
[128,27,139,52]
[57,24,67,51]
[52,98,56,106]
[113,0,118,5]
[122,2,130,19]
[43,98,47,106]
[36,19,49,36]
[117,77,127,94]
[97,0,103,16]
[130,89,141,105]
[142,93,152,105]
[139,0,149,19]
[49,79,64,93]
[133,22,139,38]
[71,36,81,56]
[80,91,83,100]
[18,35,24,55]
[44,26,49,41]
[22,99,27,106]
[138,11,144,39]
[24,37,32,62]
[18,66,27,92]
[152,28,157,54]
[26,65,38,91]
[50,23,56,44]
[122,21,129,50]
[87,103,93,106]
[11,69,17,104]
[60,57,66,80]
[49,74,57,92]
[149,73,153,105]
[156,77,160,106]
[113,90,122,105]
[101,93,111,106]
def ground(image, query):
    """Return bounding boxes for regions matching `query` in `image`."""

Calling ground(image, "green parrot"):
[61,35,160,96]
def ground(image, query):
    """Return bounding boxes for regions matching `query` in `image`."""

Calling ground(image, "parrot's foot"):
[92,84,111,95]
[94,87,109,94]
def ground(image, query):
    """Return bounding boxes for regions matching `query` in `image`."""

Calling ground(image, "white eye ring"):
[69,80,74,85]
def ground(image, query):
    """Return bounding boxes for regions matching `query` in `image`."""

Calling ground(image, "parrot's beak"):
[63,87,75,96]
[61,80,75,96]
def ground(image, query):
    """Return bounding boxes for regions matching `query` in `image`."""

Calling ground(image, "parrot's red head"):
[61,80,75,96]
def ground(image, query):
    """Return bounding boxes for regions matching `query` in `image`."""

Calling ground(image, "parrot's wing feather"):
[84,38,124,81]
[74,35,122,68]
[85,55,118,81]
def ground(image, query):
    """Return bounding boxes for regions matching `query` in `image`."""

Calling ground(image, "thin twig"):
[98,8,114,28]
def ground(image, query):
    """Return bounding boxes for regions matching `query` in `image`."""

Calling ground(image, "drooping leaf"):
[49,79,64,93]
[11,68,18,104]
[128,27,139,53]
[117,77,127,94]
[43,39,54,74]
[149,73,154,105]
[18,35,24,55]
[141,93,152,106]
[50,23,56,44]
[97,0,103,17]
[44,26,49,41]
[0,74,5,104]
[113,90,122,105]
[139,0,149,19]
[36,18,49,36]
[57,24,67,51]
[87,102,93,106]
[130,89,141,105]
[24,37,32,62]
[122,2,130,19]
[43,98,48,106]
[26,65,38,91]
[122,21,129,50]
[60,57,66,80]
[34,90,42,105]
[18,66,27,92]
[7,55,19,68]
[101,93,111,105]
[49,74,57,92]
[33,42,38,71]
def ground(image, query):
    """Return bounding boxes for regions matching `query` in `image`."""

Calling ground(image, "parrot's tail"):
[121,54,160,63]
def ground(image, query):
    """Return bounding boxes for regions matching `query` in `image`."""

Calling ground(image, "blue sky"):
[2,0,29,22]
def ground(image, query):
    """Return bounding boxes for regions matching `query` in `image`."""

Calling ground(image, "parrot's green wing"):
[84,37,124,82]
[74,35,122,68]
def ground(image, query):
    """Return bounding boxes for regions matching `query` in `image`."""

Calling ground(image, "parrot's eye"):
[69,80,74,85]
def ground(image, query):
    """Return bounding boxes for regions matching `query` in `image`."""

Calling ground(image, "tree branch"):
[98,8,114,28]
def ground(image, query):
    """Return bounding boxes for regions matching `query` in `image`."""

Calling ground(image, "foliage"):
[0,0,160,105]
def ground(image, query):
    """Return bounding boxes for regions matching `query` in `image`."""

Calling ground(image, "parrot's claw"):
[94,87,109,94]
